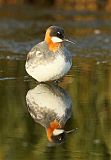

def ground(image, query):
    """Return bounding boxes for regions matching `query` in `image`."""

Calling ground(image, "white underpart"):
[51,36,63,43]
[26,54,71,82]
[53,129,64,136]
[26,84,70,117]
[36,51,41,56]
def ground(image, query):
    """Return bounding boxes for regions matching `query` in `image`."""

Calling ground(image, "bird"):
[26,83,75,144]
[25,26,74,82]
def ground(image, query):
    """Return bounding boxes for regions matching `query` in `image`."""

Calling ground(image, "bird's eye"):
[56,31,63,39]
[58,136,62,141]
[57,32,61,36]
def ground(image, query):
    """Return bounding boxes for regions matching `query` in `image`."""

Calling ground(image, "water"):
[0,5,111,160]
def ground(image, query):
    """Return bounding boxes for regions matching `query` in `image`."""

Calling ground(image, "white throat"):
[53,129,64,136]
[51,36,63,43]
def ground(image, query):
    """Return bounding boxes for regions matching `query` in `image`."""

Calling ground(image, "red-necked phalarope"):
[25,26,74,82]
[26,83,73,143]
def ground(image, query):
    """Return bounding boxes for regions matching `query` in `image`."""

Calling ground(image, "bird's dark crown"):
[49,26,65,40]
[51,131,66,144]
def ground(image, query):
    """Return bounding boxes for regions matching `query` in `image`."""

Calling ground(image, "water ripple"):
[0,39,38,53]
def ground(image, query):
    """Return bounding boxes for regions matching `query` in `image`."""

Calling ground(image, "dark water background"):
[0,3,111,160]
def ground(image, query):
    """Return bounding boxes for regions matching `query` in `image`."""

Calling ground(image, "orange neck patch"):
[48,41,60,52]
[45,31,61,52]
[46,120,61,142]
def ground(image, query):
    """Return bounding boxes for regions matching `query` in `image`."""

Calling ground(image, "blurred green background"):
[1,0,111,11]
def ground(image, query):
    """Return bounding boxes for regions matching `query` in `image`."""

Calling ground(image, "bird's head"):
[44,26,65,52]
[46,120,66,144]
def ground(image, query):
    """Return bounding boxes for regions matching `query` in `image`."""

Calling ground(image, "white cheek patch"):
[51,36,63,43]
[53,129,64,136]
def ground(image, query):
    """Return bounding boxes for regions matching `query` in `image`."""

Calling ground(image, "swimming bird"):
[25,26,73,82]
[26,83,73,144]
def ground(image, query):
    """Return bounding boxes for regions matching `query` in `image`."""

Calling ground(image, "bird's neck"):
[46,120,61,142]
[45,36,63,52]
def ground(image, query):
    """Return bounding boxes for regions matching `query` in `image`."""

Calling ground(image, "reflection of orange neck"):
[45,34,61,52]
[46,120,61,142]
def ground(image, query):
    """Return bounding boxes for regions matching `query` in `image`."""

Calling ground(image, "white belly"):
[26,54,71,82]
[26,84,71,118]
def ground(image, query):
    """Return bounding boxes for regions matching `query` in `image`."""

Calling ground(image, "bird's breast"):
[26,52,72,82]
[26,84,72,128]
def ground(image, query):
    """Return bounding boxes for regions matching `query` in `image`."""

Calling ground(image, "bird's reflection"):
[26,83,74,144]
